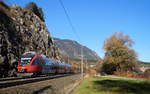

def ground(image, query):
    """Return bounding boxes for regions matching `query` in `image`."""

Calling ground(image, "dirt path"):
[102,75,146,80]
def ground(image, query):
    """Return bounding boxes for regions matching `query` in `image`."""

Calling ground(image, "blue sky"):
[6,0,150,62]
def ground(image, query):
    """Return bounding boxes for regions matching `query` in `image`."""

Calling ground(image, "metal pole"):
[85,58,87,74]
[81,46,84,79]
[68,56,69,64]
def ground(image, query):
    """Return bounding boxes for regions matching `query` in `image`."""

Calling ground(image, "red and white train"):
[17,52,72,76]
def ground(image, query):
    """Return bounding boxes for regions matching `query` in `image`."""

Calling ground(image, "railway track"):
[0,74,71,89]
[0,76,32,82]
[0,74,81,94]
[0,74,47,82]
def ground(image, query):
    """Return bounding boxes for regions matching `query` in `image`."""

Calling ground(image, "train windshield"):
[20,58,31,66]
[20,53,35,66]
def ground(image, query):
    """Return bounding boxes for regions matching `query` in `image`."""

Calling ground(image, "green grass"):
[74,76,150,94]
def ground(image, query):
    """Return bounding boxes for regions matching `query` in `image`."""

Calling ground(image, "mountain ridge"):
[54,38,100,60]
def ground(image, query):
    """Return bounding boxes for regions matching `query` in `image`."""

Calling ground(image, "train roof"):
[21,52,38,58]
[21,52,44,59]
[23,51,37,55]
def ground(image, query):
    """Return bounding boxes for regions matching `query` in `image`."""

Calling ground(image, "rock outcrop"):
[0,3,61,77]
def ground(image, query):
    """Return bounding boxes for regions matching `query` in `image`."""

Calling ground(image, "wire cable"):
[58,0,84,78]
[58,0,81,41]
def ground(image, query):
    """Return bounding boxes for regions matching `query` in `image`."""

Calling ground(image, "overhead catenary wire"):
[58,0,81,41]
[58,0,84,79]
[6,0,14,5]
[3,0,10,5]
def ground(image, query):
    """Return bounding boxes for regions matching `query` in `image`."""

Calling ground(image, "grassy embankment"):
[74,76,150,94]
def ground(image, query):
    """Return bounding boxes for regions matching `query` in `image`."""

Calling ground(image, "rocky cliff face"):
[0,3,61,77]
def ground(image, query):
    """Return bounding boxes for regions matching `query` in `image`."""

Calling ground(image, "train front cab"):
[18,56,43,74]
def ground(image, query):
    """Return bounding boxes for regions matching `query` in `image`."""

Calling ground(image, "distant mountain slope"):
[54,38,100,60]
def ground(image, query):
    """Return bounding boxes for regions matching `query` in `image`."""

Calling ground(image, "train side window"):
[32,59,40,65]
[39,59,45,65]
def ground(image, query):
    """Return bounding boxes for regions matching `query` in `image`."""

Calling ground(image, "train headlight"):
[21,69,26,72]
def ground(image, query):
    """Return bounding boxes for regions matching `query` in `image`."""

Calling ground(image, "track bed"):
[0,74,81,94]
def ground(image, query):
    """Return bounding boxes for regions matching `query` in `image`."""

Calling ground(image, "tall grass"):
[74,76,150,94]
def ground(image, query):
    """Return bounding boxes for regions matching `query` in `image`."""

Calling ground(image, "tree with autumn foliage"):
[101,32,139,74]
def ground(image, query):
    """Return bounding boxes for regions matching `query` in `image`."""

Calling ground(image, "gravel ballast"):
[0,74,81,94]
